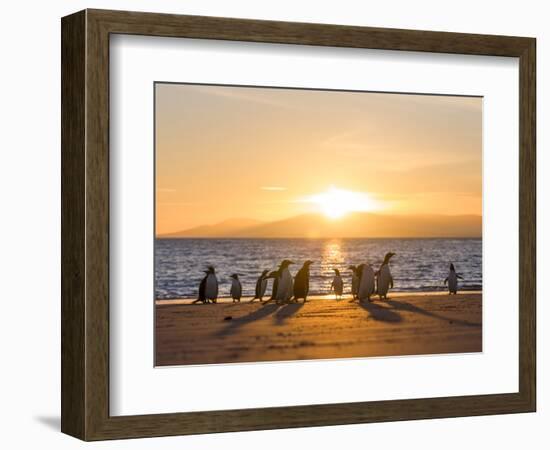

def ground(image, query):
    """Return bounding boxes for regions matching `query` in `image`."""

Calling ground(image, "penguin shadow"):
[383,299,481,327]
[273,302,304,325]
[215,303,281,337]
[358,300,402,323]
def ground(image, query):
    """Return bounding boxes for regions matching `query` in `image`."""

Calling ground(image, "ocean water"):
[155,238,482,299]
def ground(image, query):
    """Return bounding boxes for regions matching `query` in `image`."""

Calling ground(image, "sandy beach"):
[155,292,482,366]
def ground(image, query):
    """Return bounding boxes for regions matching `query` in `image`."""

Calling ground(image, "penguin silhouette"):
[293,260,314,302]
[264,269,280,303]
[349,264,364,302]
[275,259,295,303]
[357,262,376,302]
[229,273,242,302]
[348,265,359,300]
[444,263,463,294]
[376,252,395,300]
[204,266,218,303]
[251,270,269,302]
[193,269,210,304]
[331,268,344,300]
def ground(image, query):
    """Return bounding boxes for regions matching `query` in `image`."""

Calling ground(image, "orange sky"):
[155,83,482,235]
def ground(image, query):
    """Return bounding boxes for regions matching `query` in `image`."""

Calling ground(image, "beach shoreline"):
[155,292,482,366]
[156,290,482,305]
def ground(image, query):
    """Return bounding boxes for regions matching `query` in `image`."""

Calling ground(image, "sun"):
[306,186,381,219]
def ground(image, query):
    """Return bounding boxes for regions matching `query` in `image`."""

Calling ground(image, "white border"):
[110,35,519,416]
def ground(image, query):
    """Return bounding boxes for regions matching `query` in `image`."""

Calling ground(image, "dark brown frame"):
[61,9,536,441]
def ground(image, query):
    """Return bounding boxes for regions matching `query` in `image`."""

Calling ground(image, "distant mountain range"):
[159,213,482,238]
[163,218,265,238]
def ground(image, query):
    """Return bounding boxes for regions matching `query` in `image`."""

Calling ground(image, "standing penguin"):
[348,265,359,300]
[193,269,210,304]
[229,273,242,302]
[376,252,395,300]
[265,269,281,303]
[275,259,295,303]
[444,263,463,294]
[331,268,344,300]
[293,260,314,302]
[251,269,269,302]
[193,267,218,304]
[357,262,376,302]
[204,265,218,303]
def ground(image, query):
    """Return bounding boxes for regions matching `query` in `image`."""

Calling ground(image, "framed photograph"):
[61,9,536,440]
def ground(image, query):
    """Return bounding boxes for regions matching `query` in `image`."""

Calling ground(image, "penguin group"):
[192,254,466,303]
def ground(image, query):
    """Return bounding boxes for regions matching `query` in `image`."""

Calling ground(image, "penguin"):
[357,262,376,302]
[192,269,210,304]
[251,269,269,302]
[293,260,314,302]
[275,259,295,303]
[348,265,359,300]
[349,264,364,303]
[444,263,463,294]
[331,268,344,300]
[204,265,218,303]
[265,269,280,303]
[376,252,395,300]
[229,273,242,302]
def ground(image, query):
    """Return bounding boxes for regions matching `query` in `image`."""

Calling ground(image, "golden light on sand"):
[305,186,381,219]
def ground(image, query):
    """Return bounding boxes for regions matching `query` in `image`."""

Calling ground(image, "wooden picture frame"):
[61,9,536,441]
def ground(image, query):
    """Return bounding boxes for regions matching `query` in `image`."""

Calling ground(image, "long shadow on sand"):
[384,299,481,327]
[216,303,281,337]
[358,300,402,323]
[274,302,304,325]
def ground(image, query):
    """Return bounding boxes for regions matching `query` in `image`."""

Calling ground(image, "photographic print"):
[154,83,482,367]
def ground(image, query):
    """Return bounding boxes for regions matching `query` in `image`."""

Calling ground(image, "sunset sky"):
[155,83,482,235]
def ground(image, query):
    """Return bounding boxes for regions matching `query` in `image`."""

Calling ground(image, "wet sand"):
[155,293,482,366]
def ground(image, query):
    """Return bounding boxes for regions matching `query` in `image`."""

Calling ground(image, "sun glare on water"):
[306,186,381,219]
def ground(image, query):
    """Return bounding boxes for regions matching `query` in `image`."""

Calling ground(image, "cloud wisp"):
[261,186,287,191]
